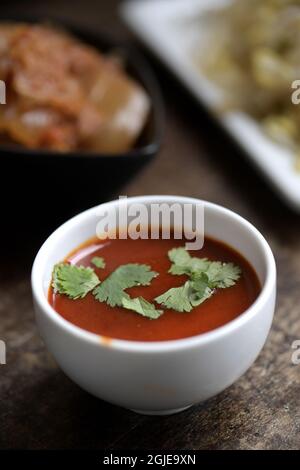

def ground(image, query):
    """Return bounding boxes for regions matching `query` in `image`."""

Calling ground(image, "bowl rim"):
[31,195,276,353]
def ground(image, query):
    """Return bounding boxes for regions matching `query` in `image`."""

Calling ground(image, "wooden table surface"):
[1,0,300,450]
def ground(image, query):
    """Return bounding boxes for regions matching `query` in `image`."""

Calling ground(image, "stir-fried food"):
[0,23,150,153]
[197,0,300,169]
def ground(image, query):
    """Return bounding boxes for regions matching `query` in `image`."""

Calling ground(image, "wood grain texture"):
[0,0,300,450]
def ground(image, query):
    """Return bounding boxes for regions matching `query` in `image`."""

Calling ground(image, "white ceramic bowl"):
[31,196,276,415]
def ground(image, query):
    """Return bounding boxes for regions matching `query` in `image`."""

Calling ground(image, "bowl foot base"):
[131,405,192,416]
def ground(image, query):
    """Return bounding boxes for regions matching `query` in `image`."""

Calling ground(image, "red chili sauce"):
[49,236,261,342]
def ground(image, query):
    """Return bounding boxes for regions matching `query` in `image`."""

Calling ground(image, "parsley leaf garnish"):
[122,296,163,319]
[52,263,100,300]
[91,256,106,269]
[93,264,158,307]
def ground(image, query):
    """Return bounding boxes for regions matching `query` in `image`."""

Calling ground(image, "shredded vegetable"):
[197,0,300,170]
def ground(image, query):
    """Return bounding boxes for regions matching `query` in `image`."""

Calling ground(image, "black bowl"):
[0,21,164,237]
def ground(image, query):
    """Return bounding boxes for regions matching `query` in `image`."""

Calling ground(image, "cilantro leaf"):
[205,261,241,288]
[157,247,241,312]
[168,247,191,266]
[91,256,106,269]
[168,247,241,288]
[155,274,213,313]
[155,282,194,312]
[168,247,209,275]
[189,273,214,306]
[93,264,158,307]
[52,263,100,300]
[122,296,163,319]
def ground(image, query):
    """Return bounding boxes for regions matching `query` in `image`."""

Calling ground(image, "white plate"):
[121,0,300,210]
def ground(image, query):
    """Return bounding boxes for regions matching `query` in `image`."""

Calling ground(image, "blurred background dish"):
[0,22,151,154]
[0,19,164,236]
[122,0,300,210]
